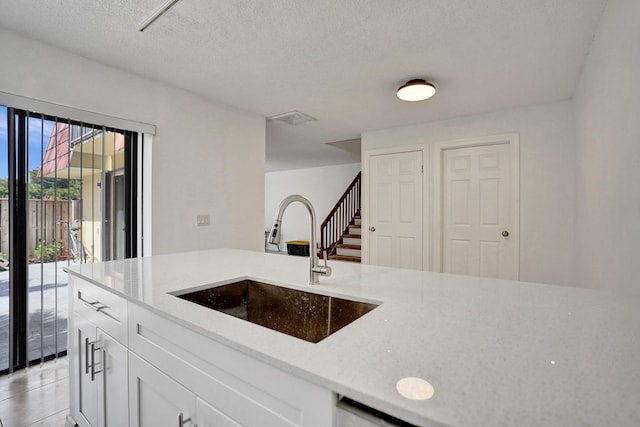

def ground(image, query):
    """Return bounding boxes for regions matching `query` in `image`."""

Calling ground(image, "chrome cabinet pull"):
[84,337,91,374]
[90,341,96,380]
[89,342,103,381]
[84,300,106,312]
[78,293,107,312]
[178,413,191,426]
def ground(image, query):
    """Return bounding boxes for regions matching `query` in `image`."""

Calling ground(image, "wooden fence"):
[0,198,81,258]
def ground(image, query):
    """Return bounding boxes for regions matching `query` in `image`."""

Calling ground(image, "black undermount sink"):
[173,279,379,343]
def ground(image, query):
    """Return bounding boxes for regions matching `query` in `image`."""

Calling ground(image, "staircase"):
[329,213,361,262]
[320,172,361,263]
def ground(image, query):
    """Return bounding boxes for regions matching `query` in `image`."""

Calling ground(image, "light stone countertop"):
[66,248,640,427]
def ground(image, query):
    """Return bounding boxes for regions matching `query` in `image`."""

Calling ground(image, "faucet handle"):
[312,248,332,278]
[319,249,332,277]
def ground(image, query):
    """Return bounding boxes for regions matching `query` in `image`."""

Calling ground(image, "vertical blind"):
[1,105,138,374]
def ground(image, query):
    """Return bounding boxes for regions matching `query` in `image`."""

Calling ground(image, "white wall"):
[265,163,361,252]
[362,101,577,286]
[573,0,640,296]
[0,27,265,255]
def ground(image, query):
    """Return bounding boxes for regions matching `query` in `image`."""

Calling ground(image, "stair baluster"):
[319,172,361,262]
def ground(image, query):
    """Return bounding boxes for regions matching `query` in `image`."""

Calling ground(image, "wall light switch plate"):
[196,214,210,226]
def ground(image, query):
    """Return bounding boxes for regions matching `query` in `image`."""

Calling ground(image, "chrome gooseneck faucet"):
[268,194,332,285]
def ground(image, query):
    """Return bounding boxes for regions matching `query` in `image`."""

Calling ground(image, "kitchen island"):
[66,248,640,426]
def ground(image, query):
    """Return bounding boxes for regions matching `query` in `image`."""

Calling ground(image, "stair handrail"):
[319,171,361,259]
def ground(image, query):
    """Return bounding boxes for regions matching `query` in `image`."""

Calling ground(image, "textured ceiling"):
[0,0,607,171]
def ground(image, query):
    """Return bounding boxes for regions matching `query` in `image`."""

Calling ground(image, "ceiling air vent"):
[267,111,316,126]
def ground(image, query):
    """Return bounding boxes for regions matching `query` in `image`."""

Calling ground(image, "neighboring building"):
[39,122,127,262]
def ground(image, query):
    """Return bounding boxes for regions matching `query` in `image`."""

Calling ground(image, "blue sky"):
[0,105,56,179]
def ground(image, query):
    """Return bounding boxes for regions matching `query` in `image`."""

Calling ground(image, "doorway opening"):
[0,105,139,374]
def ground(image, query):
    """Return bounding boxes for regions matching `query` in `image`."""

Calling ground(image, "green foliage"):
[31,239,64,263]
[0,171,81,200]
[0,177,8,198]
[28,170,81,200]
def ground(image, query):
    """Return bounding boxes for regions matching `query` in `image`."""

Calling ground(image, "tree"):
[0,177,7,198]
[0,171,80,200]
[28,170,81,200]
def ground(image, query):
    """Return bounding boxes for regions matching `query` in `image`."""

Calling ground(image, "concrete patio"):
[0,262,69,371]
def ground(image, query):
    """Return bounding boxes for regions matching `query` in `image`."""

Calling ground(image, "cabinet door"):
[129,353,196,427]
[196,397,242,427]
[337,399,409,427]
[76,316,99,427]
[97,329,129,427]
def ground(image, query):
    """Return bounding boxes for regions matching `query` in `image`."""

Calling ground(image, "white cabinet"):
[128,303,335,427]
[129,353,248,427]
[71,315,128,427]
[129,353,196,427]
[69,277,129,427]
[196,398,242,427]
[336,398,414,427]
[97,330,128,427]
[74,316,99,427]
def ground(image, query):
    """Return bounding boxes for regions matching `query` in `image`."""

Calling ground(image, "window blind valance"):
[0,90,156,135]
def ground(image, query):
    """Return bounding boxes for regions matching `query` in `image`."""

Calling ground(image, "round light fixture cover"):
[397,79,436,102]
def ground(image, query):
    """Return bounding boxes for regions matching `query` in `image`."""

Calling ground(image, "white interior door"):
[442,143,517,279]
[369,150,423,269]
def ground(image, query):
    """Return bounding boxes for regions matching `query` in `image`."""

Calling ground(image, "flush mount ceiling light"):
[396,79,436,102]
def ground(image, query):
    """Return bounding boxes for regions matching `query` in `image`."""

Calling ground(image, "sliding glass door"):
[0,105,9,372]
[0,106,138,374]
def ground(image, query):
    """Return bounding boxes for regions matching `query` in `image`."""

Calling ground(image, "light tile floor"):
[0,358,69,427]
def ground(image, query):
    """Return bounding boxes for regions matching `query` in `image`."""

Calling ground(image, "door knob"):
[502,230,509,237]
[370,227,376,232]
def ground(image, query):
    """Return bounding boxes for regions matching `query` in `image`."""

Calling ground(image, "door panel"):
[442,143,517,279]
[376,183,392,222]
[76,317,98,427]
[479,179,499,224]
[398,237,416,269]
[451,240,470,275]
[129,353,196,427]
[369,151,423,270]
[98,329,129,427]
[104,171,126,261]
[451,180,470,224]
[196,397,243,427]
